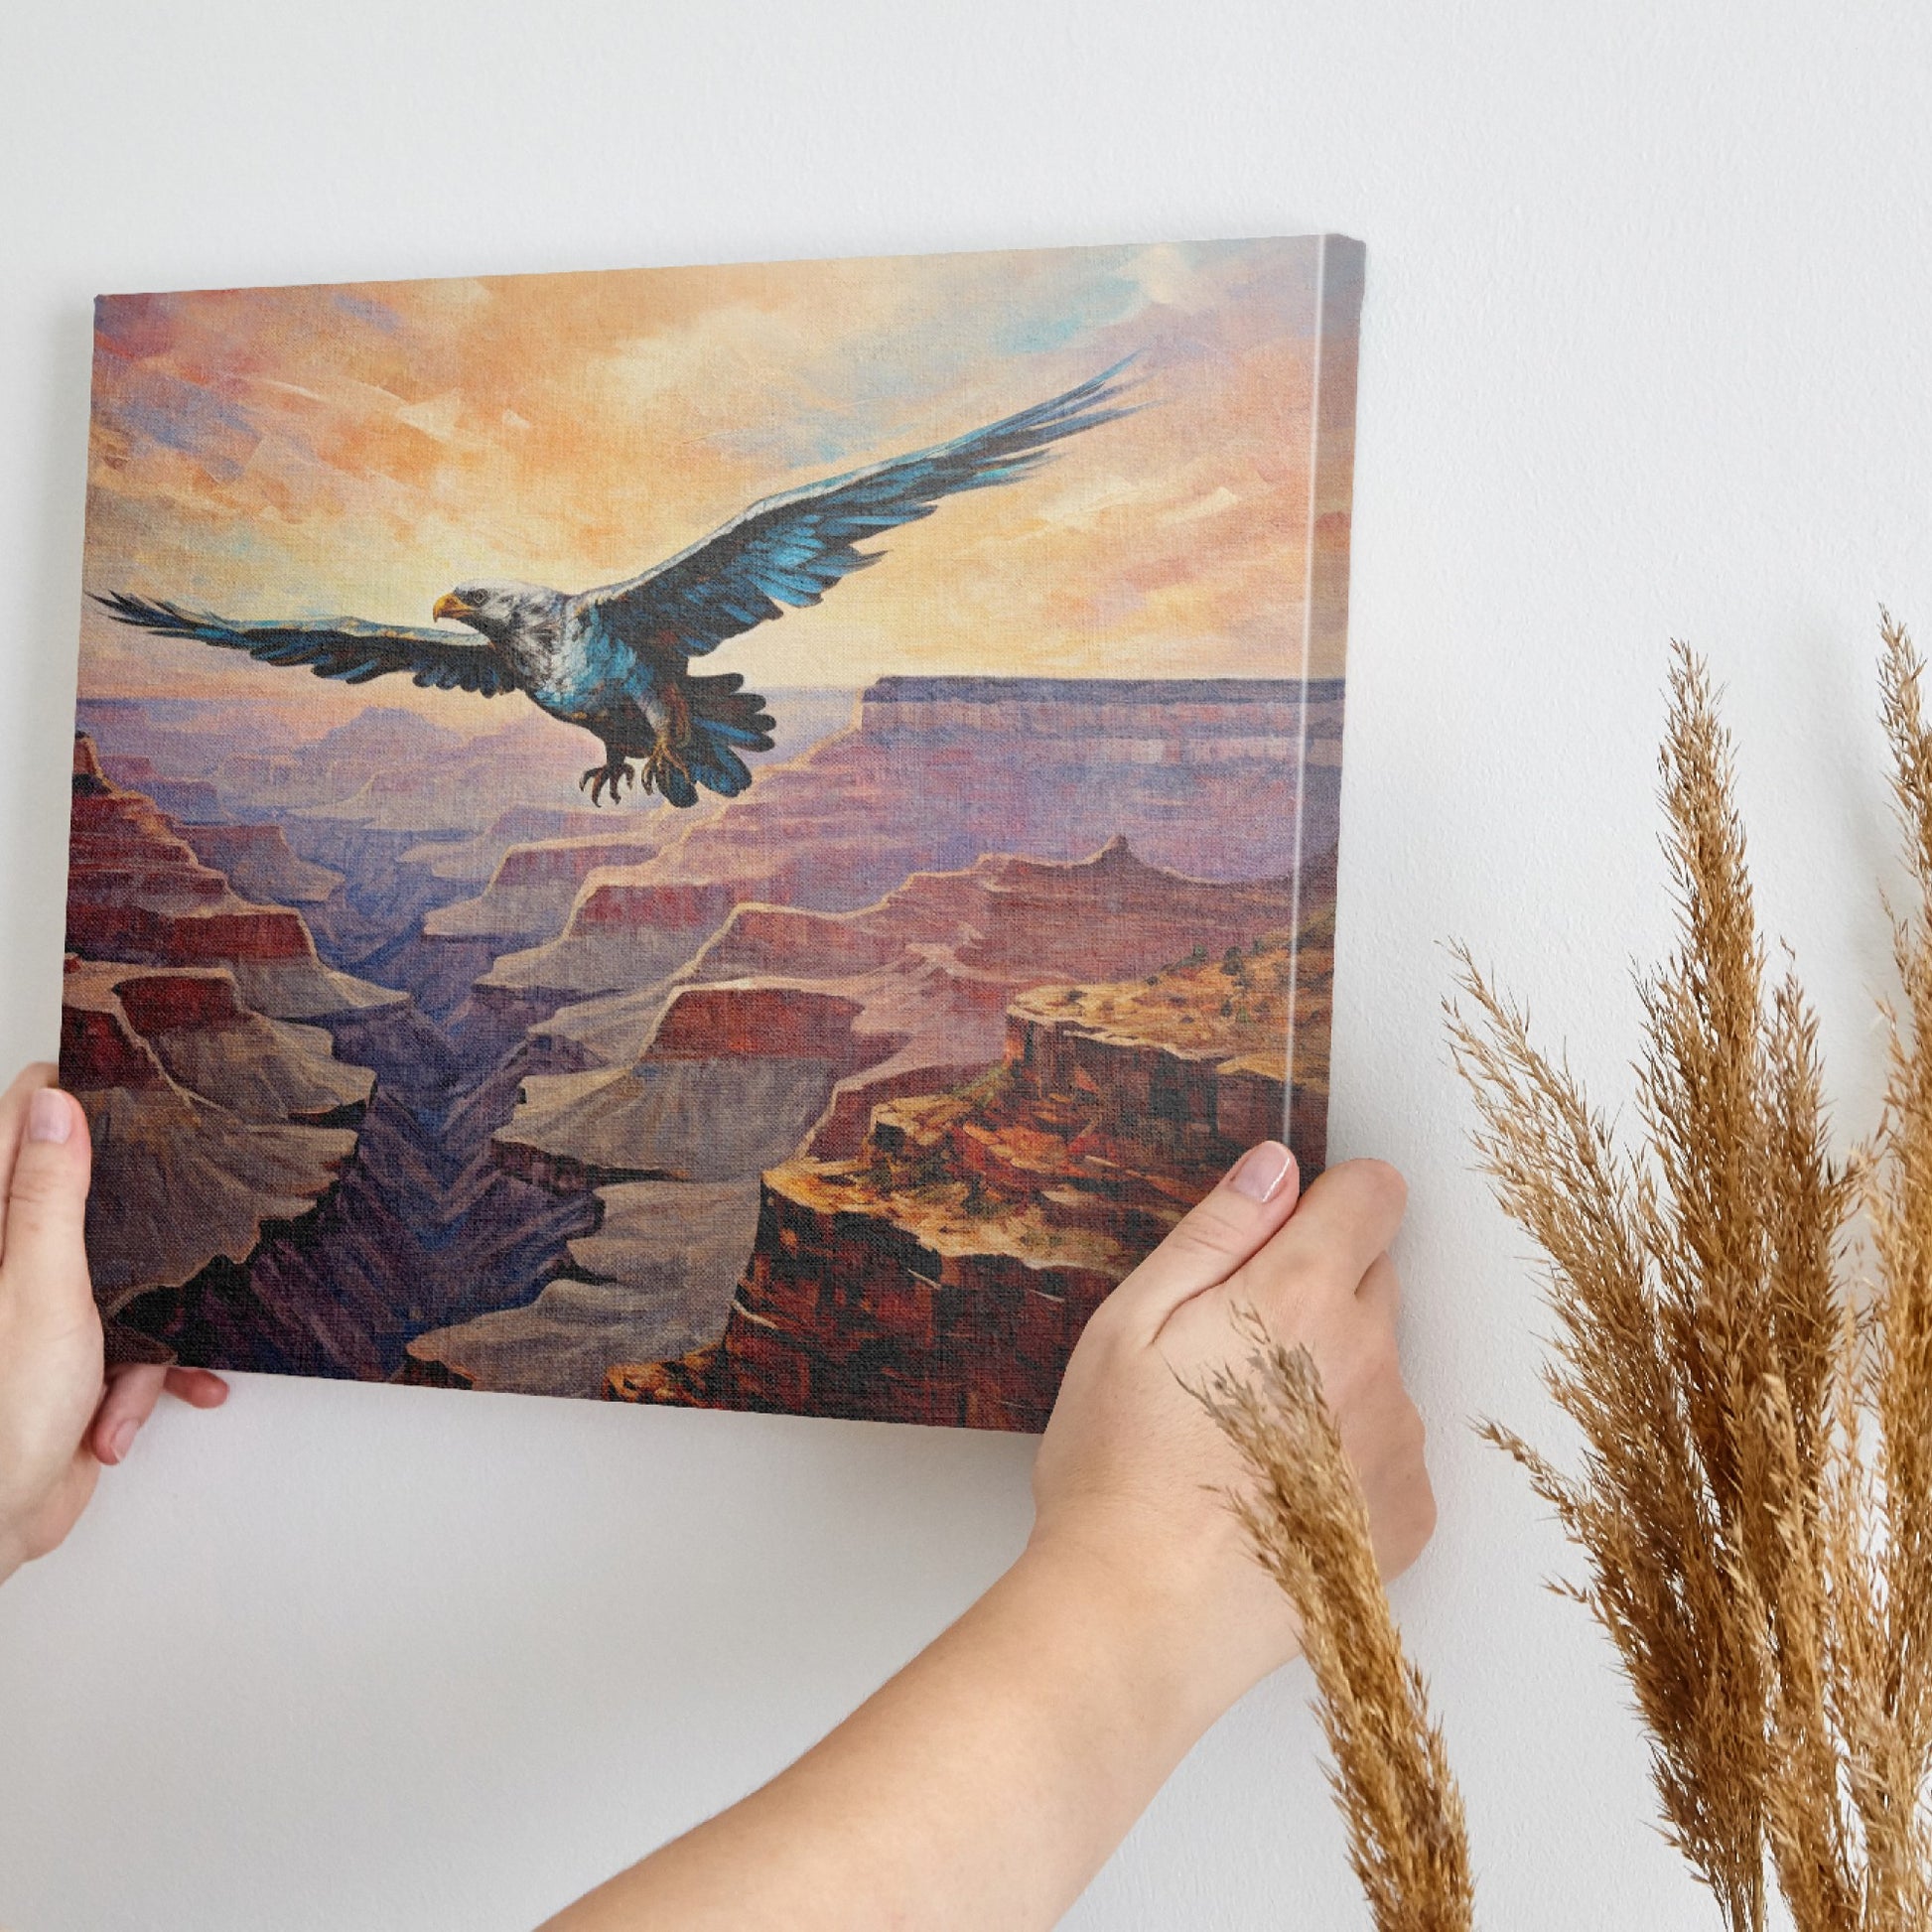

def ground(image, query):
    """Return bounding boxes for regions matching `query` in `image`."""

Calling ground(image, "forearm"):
[543,1542,1238,1932]
[540,1151,1430,1931]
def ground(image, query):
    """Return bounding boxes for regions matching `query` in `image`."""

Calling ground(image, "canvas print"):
[62,235,1363,1431]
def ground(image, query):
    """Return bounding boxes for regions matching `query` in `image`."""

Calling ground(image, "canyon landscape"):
[64,677,1342,1427]
[66,233,1361,1430]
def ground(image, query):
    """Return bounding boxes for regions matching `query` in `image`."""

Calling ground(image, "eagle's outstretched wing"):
[95,594,521,697]
[576,359,1139,661]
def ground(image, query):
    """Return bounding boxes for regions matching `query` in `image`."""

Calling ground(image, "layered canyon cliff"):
[70,675,1339,1429]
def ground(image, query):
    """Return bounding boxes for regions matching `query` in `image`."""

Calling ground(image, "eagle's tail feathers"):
[683,674,776,755]
[657,762,700,809]
[685,739,754,799]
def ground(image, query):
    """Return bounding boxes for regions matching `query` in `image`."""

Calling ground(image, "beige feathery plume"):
[1199,1313,1475,1932]
[1199,621,1932,1929]
[1447,621,1932,1930]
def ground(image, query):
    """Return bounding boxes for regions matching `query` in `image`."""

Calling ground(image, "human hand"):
[0,1063,227,1584]
[1027,1145,1434,1725]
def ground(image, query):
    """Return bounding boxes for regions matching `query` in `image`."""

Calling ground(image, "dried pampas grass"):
[1211,616,1932,1930]
[1200,1314,1474,1932]
[1446,617,1932,1929]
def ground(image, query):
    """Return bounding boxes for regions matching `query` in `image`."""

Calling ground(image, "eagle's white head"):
[432,580,557,645]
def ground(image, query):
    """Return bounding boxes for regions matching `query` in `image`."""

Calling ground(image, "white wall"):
[3,3,1928,1924]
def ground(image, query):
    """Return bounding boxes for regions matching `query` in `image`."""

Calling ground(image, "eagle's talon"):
[637,737,691,799]
[581,758,634,807]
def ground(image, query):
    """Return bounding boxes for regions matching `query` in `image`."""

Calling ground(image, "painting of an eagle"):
[98,362,1135,807]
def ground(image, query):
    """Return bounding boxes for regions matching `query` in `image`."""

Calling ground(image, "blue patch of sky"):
[984,258,1150,359]
[330,290,403,333]
[113,365,257,458]
[704,251,1156,479]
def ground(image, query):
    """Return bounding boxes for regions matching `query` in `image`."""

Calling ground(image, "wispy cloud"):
[80,237,1351,721]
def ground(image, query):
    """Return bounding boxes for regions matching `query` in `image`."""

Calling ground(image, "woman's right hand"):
[1028,1144,1435,1724]
[0,1062,227,1585]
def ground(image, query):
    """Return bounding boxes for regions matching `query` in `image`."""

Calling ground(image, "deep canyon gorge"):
[62,676,1339,1430]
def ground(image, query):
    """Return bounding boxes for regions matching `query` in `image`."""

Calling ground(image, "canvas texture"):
[61,235,1363,1431]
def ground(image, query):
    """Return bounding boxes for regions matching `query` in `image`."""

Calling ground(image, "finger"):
[93,1363,168,1465]
[1239,1159,1408,1309]
[2,1085,95,1332]
[164,1367,229,1409]
[1106,1141,1302,1335]
[0,1062,60,1260]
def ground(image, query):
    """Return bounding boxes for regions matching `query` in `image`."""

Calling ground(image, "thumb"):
[2,1085,96,1331]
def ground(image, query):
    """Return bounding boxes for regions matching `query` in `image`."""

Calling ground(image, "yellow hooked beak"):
[433,592,475,622]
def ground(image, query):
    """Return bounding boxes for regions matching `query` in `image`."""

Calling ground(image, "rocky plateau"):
[69,675,1340,1429]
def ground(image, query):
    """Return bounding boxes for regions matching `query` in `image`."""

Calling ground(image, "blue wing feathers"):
[98,358,1138,812]
[95,593,519,698]
[684,735,753,796]
[583,358,1137,659]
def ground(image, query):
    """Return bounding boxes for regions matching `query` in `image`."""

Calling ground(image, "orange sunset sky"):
[78,236,1358,733]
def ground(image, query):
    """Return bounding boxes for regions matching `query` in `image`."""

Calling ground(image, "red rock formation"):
[609,916,1334,1432]
[60,742,396,1313]
[112,969,244,1035]
[177,823,344,906]
[695,905,904,979]
[60,960,368,1311]
[420,826,673,944]
[65,734,403,1024]
[482,675,1337,1017]
[705,1172,1118,1430]
[61,991,168,1092]
[649,986,872,1061]
[572,877,739,930]
[69,740,320,964]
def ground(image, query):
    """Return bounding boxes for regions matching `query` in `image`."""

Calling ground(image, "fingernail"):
[1228,1142,1295,1202]
[107,1419,138,1464]
[27,1090,72,1145]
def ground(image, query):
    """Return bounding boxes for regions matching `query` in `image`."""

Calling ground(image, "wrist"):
[1004,1528,1291,1750]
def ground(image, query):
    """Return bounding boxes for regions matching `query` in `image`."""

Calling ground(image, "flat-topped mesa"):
[406,816,637,1009]
[490,983,895,1195]
[176,823,344,906]
[61,973,171,1092]
[62,958,374,1126]
[694,904,906,981]
[58,960,369,1313]
[609,913,1335,1432]
[648,985,874,1061]
[854,673,1333,748]
[567,876,739,932]
[713,1167,1120,1431]
[421,829,674,945]
[483,673,1336,1014]
[65,734,404,1023]
[112,968,245,1035]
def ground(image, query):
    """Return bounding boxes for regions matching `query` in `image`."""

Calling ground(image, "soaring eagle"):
[98,362,1136,807]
